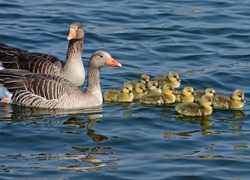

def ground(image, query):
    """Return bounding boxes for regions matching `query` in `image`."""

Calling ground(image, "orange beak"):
[107,57,122,67]
[67,28,77,40]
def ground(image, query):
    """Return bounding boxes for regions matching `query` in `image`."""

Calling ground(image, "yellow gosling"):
[194,88,215,102]
[147,80,162,93]
[103,82,134,102]
[153,71,181,88]
[213,89,245,109]
[117,83,134,102]
[175,95,213,116]
[139,85,175,104]
[174,86,195,103]
[103,89,121,102]
[133,83,147,100]
[125,74,150,88]
[140,74,150,85]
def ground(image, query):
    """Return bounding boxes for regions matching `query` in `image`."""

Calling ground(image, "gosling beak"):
[107,57,122,67]
[242,99,246,103]
[67,28,77,40]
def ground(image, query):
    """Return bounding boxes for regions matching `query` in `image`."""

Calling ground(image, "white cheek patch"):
[0,86,13,103]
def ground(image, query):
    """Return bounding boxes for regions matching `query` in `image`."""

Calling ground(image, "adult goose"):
[0,51,122,109]
[0,22,85,86]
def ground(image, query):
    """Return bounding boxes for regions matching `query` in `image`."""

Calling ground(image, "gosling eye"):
[100,55,103,58]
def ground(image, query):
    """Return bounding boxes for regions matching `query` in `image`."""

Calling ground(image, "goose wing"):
[0,69,81,108]
[0,43,63,74]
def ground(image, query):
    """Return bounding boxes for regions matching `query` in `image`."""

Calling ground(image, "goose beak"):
[107,57,122,67]
[67,28,77,40]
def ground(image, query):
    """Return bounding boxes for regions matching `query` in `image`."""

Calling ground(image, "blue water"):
[1,0,250,179]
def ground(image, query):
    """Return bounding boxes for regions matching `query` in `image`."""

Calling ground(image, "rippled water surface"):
[1,0,250,179]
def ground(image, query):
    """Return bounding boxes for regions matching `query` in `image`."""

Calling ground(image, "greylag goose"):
[0,50,122,109]
[103,82,134,102]
[174,86,195,103]
[0,22,85,86]
[175,95,213,116]
[152,71,181,89]
[139,84,175,104]
[133,83,147,100]
[194,88,215,102]
[213,89,245,109]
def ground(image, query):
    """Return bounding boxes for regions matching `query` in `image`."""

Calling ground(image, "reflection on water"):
[0,104,103,122]
[0,106,116,173]
[1,0,250,178]
[57,153,104,172]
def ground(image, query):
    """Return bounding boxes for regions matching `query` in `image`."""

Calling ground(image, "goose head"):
[135,83,147,94]
[232,89,245,103]
[140,74,150,85]
[205,88,215,97]
[67,22,85,41]
[123,83,133,94]
[183,86,194,96]
[168,71,181,82]
[89,50,122,68]
[147,80,161,92]
[162,84,174,95]
[200,95,213,107]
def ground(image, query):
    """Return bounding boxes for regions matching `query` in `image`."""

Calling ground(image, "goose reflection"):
[85,114,109,142]
[1,104,109,142]
[1,103,103,122]
[63,113,109,142]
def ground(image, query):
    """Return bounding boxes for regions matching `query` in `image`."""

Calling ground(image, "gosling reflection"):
[57,153,104,172]
[175,114,212,122]
[170,114,213,136]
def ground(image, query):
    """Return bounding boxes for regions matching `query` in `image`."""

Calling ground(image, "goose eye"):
[100,55,103,58]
